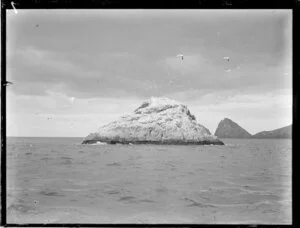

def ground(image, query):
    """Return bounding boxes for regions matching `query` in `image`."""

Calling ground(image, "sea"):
[6,137,292,224]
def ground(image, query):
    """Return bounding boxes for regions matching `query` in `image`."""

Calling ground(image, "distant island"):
[252,125,292,139]
[215,118,252,138]
[215,118,292,139]
[83,97,224,145]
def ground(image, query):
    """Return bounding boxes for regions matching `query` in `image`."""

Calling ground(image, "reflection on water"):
[7,137,291,224]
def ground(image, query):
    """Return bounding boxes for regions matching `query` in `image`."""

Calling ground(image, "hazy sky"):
[7,9,292,137]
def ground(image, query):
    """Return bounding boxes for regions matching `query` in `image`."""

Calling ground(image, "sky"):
[6,9,292,137]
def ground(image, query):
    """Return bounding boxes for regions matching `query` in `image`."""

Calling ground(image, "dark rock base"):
[82,139,225,145]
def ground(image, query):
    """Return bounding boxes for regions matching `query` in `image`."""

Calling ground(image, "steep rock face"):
[252,124,292,139]
[214,118,252,138]
[83,97,224,145]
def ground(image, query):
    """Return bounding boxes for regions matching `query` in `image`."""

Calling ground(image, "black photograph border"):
[1,0,299,227]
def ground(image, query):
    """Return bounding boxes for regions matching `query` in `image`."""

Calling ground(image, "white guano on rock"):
[83,97,224,145]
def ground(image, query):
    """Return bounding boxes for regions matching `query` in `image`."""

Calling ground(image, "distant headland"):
[215,118,291,139]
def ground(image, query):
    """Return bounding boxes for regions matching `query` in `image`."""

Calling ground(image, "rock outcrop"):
[252,124,292,139]
[83,97,224,145]
[214,118,252,138]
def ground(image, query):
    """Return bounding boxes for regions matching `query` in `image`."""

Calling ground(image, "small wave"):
[76,160,89,165]
[39,190,65,197]
[239,200,279,212]
[117,196,154,204]
[118,196,136,201]
[156,187,168,193]
[85,141,107,145]
[60,157,73,165]
[193,201,269,209]
[184,197,216,208]
[157,148,168,151]
[138,199,155,203]
[242,185,265,192]
[225,143,240,148]
[252,200,273,206]
[8,203,35,213]
[242,188,274,195]
[187,202,216,208]
[197,168,206,172]
[277,199,292,206]
[105,190,121,195]
[60,156,72,160]
[63,188,89,192]
[106,162,122,167]
[90,141,107,146]
[200,199,277,209]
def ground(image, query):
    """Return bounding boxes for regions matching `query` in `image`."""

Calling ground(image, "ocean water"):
[6,137,291,224]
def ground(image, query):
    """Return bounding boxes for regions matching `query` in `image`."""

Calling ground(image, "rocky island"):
[215,118,252,138]
[83,97,224,145]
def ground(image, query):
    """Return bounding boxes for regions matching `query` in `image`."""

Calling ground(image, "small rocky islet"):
[82,97,224,145]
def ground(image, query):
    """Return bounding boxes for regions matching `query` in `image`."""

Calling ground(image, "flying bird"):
[35,24,39,27]
[168,79,174,85]
[3,81,13,86]
[11,2,18,14]
[176,54,184,60]
[223,57,230,62]
[70,97,75,104]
